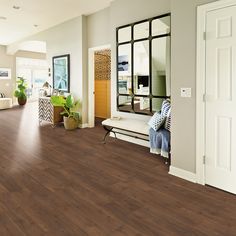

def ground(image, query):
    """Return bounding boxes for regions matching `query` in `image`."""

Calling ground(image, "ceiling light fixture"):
[34,24,39,28]
[13,5,20,10]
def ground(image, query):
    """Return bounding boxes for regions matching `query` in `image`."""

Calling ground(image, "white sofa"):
[0,98,13,110]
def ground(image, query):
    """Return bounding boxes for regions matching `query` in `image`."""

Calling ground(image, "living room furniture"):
[0,98,13,110]
[38,97,63,127]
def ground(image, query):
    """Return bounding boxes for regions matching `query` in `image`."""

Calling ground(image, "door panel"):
[95,80,111,119]
[205,6,236,194]
[217,47,232,101]
[216,116,232,171]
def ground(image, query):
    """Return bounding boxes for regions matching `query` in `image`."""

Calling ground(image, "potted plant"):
[14,77,27,106]
[51,95,80,130]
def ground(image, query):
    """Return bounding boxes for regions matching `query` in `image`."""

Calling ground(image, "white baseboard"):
[169,166,197,183]
[79,123,89,128]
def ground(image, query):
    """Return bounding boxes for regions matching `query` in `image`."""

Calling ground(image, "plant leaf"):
[66,95,74,108]
[60,111,68,116]
[14,77,28,98]
[50,96,66,107]
[70,100,80,113]
[70,112,80,121]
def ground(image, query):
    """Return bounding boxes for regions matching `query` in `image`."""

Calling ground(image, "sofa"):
[0,98,13,110]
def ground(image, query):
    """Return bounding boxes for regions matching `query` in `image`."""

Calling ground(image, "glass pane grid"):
[117,14,171,115]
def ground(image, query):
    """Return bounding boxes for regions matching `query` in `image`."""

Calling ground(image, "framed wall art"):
[0,68,11,80]
[52,54,70,92]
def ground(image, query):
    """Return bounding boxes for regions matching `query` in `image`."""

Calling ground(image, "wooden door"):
[94,50,111,119]
[95,80,110,119]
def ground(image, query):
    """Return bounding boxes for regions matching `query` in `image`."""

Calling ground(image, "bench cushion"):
[102,118,149,135]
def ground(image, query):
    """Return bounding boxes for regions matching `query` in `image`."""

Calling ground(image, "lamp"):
[42,82,52,97]
[43,82,52,89]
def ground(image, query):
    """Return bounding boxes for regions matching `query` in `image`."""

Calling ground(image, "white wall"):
[81,16,88,124]
[9,16,88,124]
[0,45,14,97]
[0,45,46,98]
[86,0,220,175]
[170,0,218,173]
[87,7,111,49]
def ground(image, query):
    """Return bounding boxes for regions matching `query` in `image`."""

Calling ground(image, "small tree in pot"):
[14,77,27,105]
[51,95,80,130]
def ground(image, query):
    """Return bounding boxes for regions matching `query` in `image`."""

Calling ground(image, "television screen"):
[138,76,149,87]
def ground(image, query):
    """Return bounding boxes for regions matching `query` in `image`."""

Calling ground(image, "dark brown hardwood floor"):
[0,102,236,236]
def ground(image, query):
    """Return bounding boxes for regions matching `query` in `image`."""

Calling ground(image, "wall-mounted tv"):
[137,75,149,87]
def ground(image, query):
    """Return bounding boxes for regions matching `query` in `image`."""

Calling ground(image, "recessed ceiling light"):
[0,16,7,20]
[13,5,21,10]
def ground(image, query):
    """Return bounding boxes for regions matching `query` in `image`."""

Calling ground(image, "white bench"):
[102,118,171,165]
[102,118,149,143]
[0,98,13,110]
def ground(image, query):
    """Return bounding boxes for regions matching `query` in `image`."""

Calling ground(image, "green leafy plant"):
[51,95,80,121]
[14,77,27,100]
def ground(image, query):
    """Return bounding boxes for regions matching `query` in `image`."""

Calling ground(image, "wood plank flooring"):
[0,102,236,236]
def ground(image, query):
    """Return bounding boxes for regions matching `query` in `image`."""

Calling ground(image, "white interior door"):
[205,5,236,194]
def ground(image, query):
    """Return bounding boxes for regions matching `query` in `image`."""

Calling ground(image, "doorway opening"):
[94,49,111,125]
[16,57,48,102]
[88,45,111,128]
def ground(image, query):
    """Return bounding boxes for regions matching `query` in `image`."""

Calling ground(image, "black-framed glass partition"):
[116,13,171,115]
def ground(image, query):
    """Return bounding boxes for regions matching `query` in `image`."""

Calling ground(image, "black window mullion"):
[131,24,134,112]
[149,19,153,114]
[116,28,119,111]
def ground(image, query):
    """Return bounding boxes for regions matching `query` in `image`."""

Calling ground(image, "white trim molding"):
[196,3,207,186]
[88,44,111,128]
[79,123,89,129]
[198,0,236,10]
[169,166,197,183]
[196,0,236,185]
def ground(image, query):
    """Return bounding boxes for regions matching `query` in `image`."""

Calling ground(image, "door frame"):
[88,44,111,128]
[196,0,236,185]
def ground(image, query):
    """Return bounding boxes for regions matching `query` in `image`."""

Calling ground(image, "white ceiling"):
[0,0,113,45]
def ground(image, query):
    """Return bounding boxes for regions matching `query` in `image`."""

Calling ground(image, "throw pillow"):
[165,108,171,132]
[161,99,171,117]
[148,111,166,131]
[0,93,5,98]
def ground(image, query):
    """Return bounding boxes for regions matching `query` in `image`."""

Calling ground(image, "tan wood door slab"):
[95,80,110,119]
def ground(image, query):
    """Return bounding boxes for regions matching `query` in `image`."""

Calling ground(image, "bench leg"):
[164,157,169,165]
[102,126,116,144]
[164,152,171,165]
